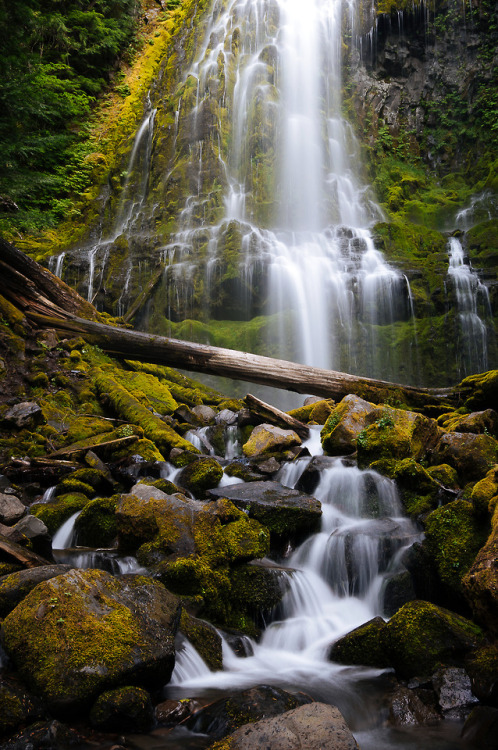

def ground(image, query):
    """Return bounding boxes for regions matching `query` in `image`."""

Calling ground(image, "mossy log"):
[27,310,456,409]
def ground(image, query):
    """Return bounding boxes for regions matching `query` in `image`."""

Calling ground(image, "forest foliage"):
[0,0,141,237]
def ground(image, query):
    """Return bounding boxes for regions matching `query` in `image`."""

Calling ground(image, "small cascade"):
[170,638,212,684]
[447,236,492,375]
[51,511,81,550]
[48,252,66,278]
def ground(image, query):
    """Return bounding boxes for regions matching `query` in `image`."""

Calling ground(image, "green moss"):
[74,496,118,548]
[330,617,390,667]
[427,464,459,488]
[111,437,165,462]
[457,370,498,411]
[31,493,89,534]
[470,467,498,516]
[55,479,95,499]
[177,457,224,496]
[424,500,489,592]
[89,685,153,732]
[180,610,223,671]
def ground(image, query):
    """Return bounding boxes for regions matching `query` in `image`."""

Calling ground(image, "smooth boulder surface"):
[210,702,360,750]
[242,424,301,457]
[1,569,181,713]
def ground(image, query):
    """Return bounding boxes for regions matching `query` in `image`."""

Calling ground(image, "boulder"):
[73,496,117,548]
[1,569,181,713]
[387,686,440,726]
[209,702,360,750]
[0,515,51,558]
[382,569,416,616]
[155,697,199,725]
[320,394,376,455]
[0,494,25,526]
[369,457,453,517]
[180,610,223,671]
[0,564,73,618]
[0,677,44,736]
[3,402,43,429]
[383,600,483,679]
[461,706,498,747]
[207,481,322,545]
[357,408,441,466]
[466,642,498,705]
[439,409,498,436]
[191,404,217,424]
[432,667,479,719]
[329,617,390,668]
[186,685,312,740]
[243,424,301,458]
[470,466,498,516]
[0,720,86,749]
[428,432,498,483]
[176,456,224,497]
[89,686,154,732]
[462,513,498,634]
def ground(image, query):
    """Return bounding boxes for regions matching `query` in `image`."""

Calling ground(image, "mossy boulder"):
[329,616,390,668]
[370,457,445,517]
[462,510,498,634]
[423,500,489,597]
[288,399,335,425]
[0,564,72,618]
[321,394,377,455]
[427,464,460,488]
[357,408,441,467]
[383,600,483,679]
[55,478,95,499]
[243,424,301,458]
[428,432,498,483]
[458,371,498,411]
[73,496,118,548]
[438,409,498,437]
[89,686,154,732]
[177,457,224,497]
[466,641,498,704]
[1,569,181,713]
[30,493,88,535]
[180,610,223,671]
[470,466,498,516]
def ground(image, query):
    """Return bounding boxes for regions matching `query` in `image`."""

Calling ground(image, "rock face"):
[207,480,322,542]
[210,702,360,750]
[1,569,181,713]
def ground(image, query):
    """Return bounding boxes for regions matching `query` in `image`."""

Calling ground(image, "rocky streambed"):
[0,305,498,748]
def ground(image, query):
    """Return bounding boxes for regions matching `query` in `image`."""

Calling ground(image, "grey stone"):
[433,667,479,719]
[0,493,26,525]
[3,402,43,429]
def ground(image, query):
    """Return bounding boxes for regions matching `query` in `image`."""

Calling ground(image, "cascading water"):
[447,236,493,375]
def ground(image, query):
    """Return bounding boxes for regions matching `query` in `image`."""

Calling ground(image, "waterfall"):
[447,236,492,376]
[157,0,413,383]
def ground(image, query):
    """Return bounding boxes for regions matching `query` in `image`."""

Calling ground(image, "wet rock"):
[0,677,45,735]
[185,685,313,740]
[0,493,26,525]
[0,564,73,618]
[191,405,217,424]
[207,480,321,547]
[321,394,377,454]
[432,666,479,718]
[387,686,440,726]
[357,407,441,466]
[383,600,483,679]
[329,616,390,668]
[155,697,199,725]
[253,456,281,474]
[466,642,498,705]
[89,686,154,732]
[180,610,223,671]
[3,402,44,429]
[382,569,416,616]
[461,706,498,748]
[0,515,52,558]
[210,702,359,749]
[428,432,498,483]
[1,569,181,713]
[243,424,301,458]
[177,456,224,497]
[215,409,238,426]
[0,720,86,749]
[296,455,341,494]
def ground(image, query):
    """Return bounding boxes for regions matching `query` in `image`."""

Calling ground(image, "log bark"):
[245,394,310,438]
[0,534,51,568]
[26,310,455,408]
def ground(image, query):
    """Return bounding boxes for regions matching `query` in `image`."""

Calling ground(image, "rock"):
[321,394,377,454]
[383,600,483,679]
[0,564,73,618]
[191,405,217,424]
[0,677,44,735]
[0,494,25,525]
[207,480,322,546]
[461,706,498,748]
[73,496,117,548]
[243,424,301,458]
[1,569,181,713]
[3,402,44,429]
[176,456,224,497]
[357,407,441,466]
[470,466,498,516]
[209,702,360,750]
[215,409,238,425]
[440,409,498,436]
[0,515,52,558]
[370,457,452,517]
[180,610,223,671]
[458,371,498,412]
[387,686,440,726]
[329,617,390,668]
[382,569,416,616]
[186,685,312,740]
[433,666,479,718]
[466,642,498,705]
[89,686,154,732]
[428,432,498,483]
[462,516,498,634]
[253,456,281,474]
[30,493,88,535]
[0,720,87,749]
[155,697,199,725]
[296,455,342,494]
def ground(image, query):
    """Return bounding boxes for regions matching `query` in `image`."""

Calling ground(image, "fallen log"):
[26,311,456,409]
[0,534,51,569]
[245,394,310,438]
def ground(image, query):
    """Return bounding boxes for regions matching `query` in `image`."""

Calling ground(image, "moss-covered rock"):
[428,432,498,483]
[55,478,95,499]
[438,409,498,437]
[470,466,498,516]
[462,509,498,634]
[177,457,224,497]
[0,564,73,618]
[357,407,441,467]
[383,600,483,679]
[180,610,223,671]
[1,569,181,713]
[73,496,118,548]
[0,677,44,736]
[457,371,498,412]
[30,493,89,535]
[288,399,335,425]
[370,457,444,517]
[321,394,377,455]
[466,641,498,704]
[427,464,460,488]
[243,424,301,458]
[329,616,390,668]
[89,685,154,732]
[424,500,489,597]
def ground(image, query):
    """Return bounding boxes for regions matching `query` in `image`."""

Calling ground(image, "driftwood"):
[0,534,51,568]
[245,394,310,438]
[46,434,139,459]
